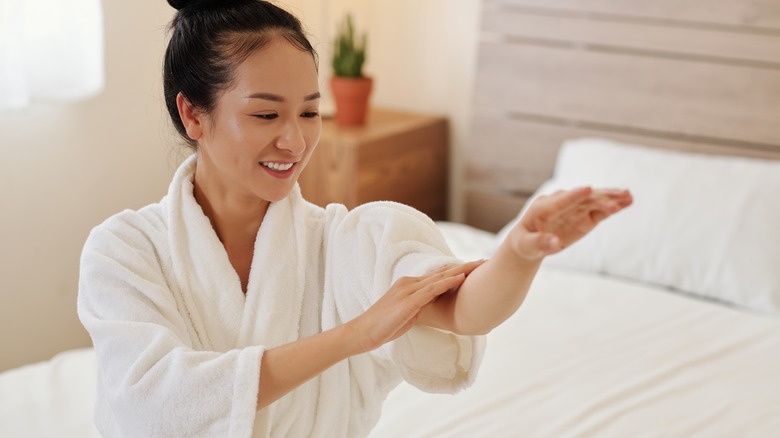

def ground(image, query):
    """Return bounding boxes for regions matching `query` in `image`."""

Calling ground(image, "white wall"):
[0,1,179,371]
[0,0,482,371]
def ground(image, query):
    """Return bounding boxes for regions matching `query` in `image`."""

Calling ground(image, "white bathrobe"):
[77,155,484,438]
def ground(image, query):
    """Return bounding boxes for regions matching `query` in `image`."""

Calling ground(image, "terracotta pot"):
[330,76,373,126]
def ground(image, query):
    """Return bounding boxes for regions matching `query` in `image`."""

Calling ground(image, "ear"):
[176,92,204,141]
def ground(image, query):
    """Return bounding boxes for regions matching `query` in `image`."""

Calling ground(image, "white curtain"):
[0,0,104,110]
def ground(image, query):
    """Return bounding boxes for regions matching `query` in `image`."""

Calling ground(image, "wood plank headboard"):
[464,0,780,231]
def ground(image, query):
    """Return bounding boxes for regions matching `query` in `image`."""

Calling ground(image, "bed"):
[371,220,780,437]
[371,0,780,435]
[3,203,780,437]
[3,0,780,436]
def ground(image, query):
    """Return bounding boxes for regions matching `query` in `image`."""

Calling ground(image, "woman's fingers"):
[384,260,484,310]
[540,188,632,224]
[532,186,593,220]
[585,190,633,222]
[592,189,633,212]
[438,259,485,277]
[402,260,486,308]
[411,260,485,291]
[510,187,633,259]
[410,273,467,307]
[356,260,486,351]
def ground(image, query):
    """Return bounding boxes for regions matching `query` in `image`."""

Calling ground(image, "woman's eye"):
[301,111,320,119]
[254,113,278,120]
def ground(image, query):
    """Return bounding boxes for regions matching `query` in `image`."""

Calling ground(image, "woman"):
[77,0,632,436]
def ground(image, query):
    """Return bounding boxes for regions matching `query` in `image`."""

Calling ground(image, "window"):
[0,0,104,110]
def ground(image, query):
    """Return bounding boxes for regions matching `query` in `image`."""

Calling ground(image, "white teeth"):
[261,162,294,171]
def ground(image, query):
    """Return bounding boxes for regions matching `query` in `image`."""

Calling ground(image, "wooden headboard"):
[464,0,780,231]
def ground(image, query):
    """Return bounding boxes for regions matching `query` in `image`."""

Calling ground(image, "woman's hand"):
[508,187,633,261]
[411,187,632,337]
[256,260,482,410]
[350,260,484,354]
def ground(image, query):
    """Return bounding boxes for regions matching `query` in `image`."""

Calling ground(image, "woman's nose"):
[275,120,306,156]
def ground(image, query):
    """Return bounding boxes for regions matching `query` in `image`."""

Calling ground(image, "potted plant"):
[330,13,372,126]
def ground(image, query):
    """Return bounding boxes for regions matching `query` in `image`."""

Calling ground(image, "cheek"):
[296,125,321,172]
[304,122,321,153]
[223,116,252,144]
[214,117,267,162]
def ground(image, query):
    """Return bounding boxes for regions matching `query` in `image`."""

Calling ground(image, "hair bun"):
[167,0,189,10]
[167,0,221,11]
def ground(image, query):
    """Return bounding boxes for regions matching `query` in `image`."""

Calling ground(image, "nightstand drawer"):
[299,109,449,220]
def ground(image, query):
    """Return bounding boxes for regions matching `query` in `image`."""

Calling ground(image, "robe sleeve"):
[324,202,486,394]
[77,212,263,438]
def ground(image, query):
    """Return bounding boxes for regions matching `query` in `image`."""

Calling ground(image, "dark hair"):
[164,0,317,148]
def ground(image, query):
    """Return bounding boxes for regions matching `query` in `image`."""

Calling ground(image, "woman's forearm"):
[257,322,362,410]
[418,188,633,335]
[420,243,542,335]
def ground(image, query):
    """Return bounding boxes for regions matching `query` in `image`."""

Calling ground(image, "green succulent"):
[332,14,367,78]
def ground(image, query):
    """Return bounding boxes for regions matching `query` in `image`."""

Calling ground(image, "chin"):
[259,186,295,203]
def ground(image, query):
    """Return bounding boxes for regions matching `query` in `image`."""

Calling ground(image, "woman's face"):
[194,37,321,204]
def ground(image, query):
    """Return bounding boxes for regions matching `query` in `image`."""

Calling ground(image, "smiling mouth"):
[260,161,295,171]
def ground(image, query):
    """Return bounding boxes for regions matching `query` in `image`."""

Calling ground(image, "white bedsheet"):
[369,223,780,437]
[0,348,100,437]
[2,222,779,437]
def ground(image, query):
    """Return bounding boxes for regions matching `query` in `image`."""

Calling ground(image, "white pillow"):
[496,138,780,316]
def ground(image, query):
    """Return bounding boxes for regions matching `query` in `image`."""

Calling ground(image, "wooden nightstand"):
[298,108,449,221]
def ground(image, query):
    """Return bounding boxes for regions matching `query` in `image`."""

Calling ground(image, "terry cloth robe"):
[77,154,485,438]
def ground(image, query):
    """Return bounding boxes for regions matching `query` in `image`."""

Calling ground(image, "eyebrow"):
[246,92,321,102]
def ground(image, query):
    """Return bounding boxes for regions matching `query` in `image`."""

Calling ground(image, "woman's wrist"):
[498,234,546,268]
[336,318,374,356]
